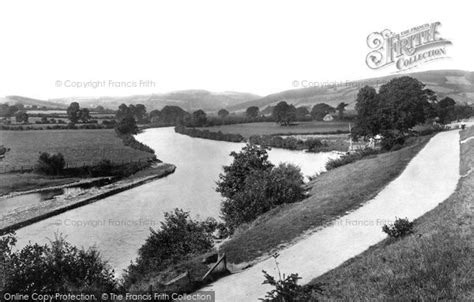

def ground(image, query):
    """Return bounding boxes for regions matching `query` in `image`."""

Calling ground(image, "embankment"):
[0,163,176,235]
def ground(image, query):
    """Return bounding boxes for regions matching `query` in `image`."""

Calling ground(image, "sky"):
[0,0,473,99]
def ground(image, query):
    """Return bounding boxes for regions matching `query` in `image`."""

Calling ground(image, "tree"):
[246,106,260,119]
[124,209,215,285]
[311,103,335,121]
[67,102,81,123]
[134,104,147,123]
[353,86,380,138]
[377,76,431,134]
[295,106,310,120]
[218,109,229,119]
[336,102,348,119]
[159,105,189,125]
[436,97,456,124]
[116,103,131,121]
[1,234,117,293]
[192,109,207,127]
[217,144,304,230]
[36,152,65,175]
[115,116,138,135]
[95,105,105,113]
[272,101,296,126]
[15,111,29,123]
[79,108,90,123]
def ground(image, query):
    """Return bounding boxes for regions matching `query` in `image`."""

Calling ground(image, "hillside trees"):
[272,101,297,126]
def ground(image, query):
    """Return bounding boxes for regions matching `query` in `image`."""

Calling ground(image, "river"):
[13,127,340,276]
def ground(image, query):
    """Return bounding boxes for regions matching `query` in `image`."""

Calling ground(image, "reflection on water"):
[13,127,338,276]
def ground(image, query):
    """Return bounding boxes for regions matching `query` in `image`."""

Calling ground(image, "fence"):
[0,157,155,174]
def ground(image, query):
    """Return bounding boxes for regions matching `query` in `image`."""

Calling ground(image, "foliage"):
[249,135,327,152]
[218,145,304,230]
[115,116,138,135]
[354,77,433,138]
[0,233,117,293]
[67,102,81,123]
[311,103,335,121]
[382,217,414,238]
[191,109,208,127]
[15,111,29,123]
[174,126,244,142]
[260,253,323,302]
[35,152,66,175]
[217,108,229,118]
[336,102,348,119]
[325,148,379,171]
[272,101,297,126]
[246,106,260,119]
[124,209,215,286]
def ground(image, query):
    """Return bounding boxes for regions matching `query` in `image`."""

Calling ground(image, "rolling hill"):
[1,96,67,109]
[228,70,474,111]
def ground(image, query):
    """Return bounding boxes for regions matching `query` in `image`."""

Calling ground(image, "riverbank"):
[302,127,473,300]
[0,163,176,235]
[201,130,461,301]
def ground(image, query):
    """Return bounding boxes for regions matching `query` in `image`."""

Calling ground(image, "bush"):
[0,233,117,293]
[124,209,215,287]
[175,126,244,142]
[381,133,406,151]
[382,217,414,238]
[326,148,379,170]
[89,159,114,176]
[35,152,66,175]
[218,145,305,231]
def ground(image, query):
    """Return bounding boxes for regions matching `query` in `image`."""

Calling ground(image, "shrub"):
[381,133,406,151]
[0,233,117,293]
[35,152,66,175]
[124,209,215,287]
[382,217,414,238]
[89,159,114,176]
[326,148,379,170]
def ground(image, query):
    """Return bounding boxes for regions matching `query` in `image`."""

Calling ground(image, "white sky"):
[0,0,473,99]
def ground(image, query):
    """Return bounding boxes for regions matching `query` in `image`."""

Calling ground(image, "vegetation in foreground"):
[298,127,474,301]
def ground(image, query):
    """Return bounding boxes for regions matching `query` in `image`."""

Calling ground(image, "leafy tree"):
[115,116,138,135]
[377,76,431,134]
[272,101,297,126]
[218,108,230,119]
[217,144,273,200]
[36,152,66,175]
[159,105,189,125]
[246,106,260,119]
[79,108,90,123]
[192,109,208,126]
[336,102,348,119]
[353,86,380,138]
[116,103,131,121]
[67,102,81,123]
[295,106,310,120]
[436,97,456,124]
[1,233,117,293]
[7,105,20,117]
[311,103,335,121]
[95,105,105,113]
[134,104,147,123]
[124,209,215,285]
[15,111,29,123]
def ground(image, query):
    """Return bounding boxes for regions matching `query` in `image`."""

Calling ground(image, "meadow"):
[197,121,350,138]
[0,129,154,171]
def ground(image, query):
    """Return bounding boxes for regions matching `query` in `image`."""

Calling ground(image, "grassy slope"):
[0,129,153,168]
[197,121,350,138]
[304,128,474,301]
[0,173,81,196]
[220,136,431,264]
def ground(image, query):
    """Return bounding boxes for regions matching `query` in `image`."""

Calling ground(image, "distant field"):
[0,129,154,170]
[197,121,350,138]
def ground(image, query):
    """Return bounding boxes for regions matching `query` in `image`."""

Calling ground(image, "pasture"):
[0,129,154,171]
[197,121,350,138]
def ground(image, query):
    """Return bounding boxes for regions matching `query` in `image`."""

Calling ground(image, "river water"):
[13,127,339,276]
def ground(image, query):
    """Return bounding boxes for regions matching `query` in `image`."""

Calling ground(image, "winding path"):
[202,130,461,301]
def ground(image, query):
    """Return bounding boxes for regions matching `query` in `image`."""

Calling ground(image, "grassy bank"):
[0,173,82,196]
[302,128,473,300]
[220,135,432,264]
[197,121,350,138]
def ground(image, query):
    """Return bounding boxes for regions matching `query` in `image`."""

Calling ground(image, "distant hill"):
[228,70,474,111]
[50,90,261,112]
[1,95,67,109]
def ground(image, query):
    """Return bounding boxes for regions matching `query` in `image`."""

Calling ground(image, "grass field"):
[220,135,431,264]
[302,127,474,300]
[0,129,154,170]
[197,121,350,138]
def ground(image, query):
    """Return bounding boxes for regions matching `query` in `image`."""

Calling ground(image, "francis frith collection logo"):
[366,22,452,71]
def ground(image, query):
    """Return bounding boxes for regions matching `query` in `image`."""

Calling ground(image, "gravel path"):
[202,130,461,301]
